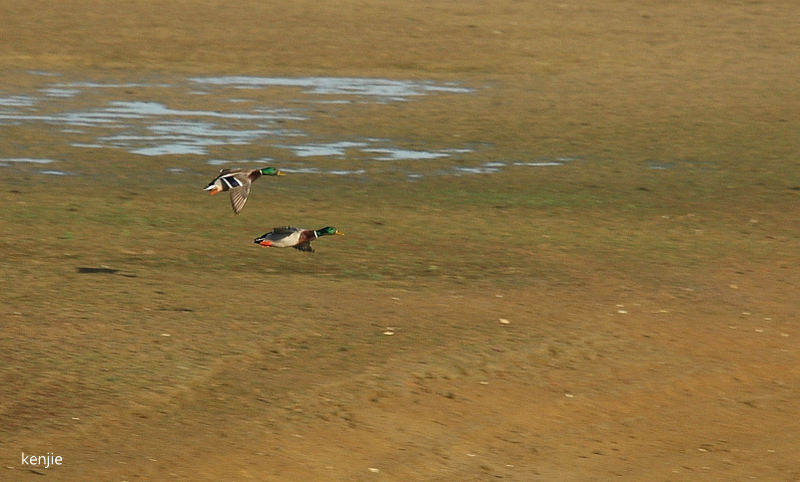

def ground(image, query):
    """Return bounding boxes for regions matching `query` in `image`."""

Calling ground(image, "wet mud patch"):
[0,72,594,180]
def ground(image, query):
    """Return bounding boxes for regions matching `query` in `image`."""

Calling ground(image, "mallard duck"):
[254,226,344,252]
[204,167,284,214]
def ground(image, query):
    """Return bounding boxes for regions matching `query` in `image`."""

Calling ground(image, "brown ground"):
[1,1,799,480]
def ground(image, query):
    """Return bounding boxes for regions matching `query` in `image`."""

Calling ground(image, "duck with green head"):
[204,167,284,214]
[254,226,344,252]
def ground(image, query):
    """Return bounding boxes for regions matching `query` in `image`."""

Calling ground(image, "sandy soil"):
[1,1,799,480]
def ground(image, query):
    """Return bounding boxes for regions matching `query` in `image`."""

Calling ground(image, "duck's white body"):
[254,226,343,252]
[256,227,308,248]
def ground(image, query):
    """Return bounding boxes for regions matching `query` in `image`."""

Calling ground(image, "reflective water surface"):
[1,73,581,178]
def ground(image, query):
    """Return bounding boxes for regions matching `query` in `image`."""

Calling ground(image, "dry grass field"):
[1,1,799,480]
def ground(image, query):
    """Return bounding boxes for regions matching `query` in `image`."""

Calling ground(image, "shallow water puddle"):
[189,76,473,102]
[0,95,36,107]
[275,141,370,158]
[0,157,72,175]
[102,100,306,121]
[39,88,80,98]
[39,170,74,176]
[0,72,575,178]
[363,148,452,161]
[280,167,367,176]
[0,158,56,164]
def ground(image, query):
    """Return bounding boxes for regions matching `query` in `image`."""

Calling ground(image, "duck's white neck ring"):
[313,230,318,239]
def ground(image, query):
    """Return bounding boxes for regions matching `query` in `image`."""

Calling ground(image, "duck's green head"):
[316,226,344,237]
[259,167,285,176]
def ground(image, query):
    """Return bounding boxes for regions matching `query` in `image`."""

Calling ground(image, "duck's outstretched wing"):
[229,183,251,214]
[293,241,315,252]
[271,226,301,235]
